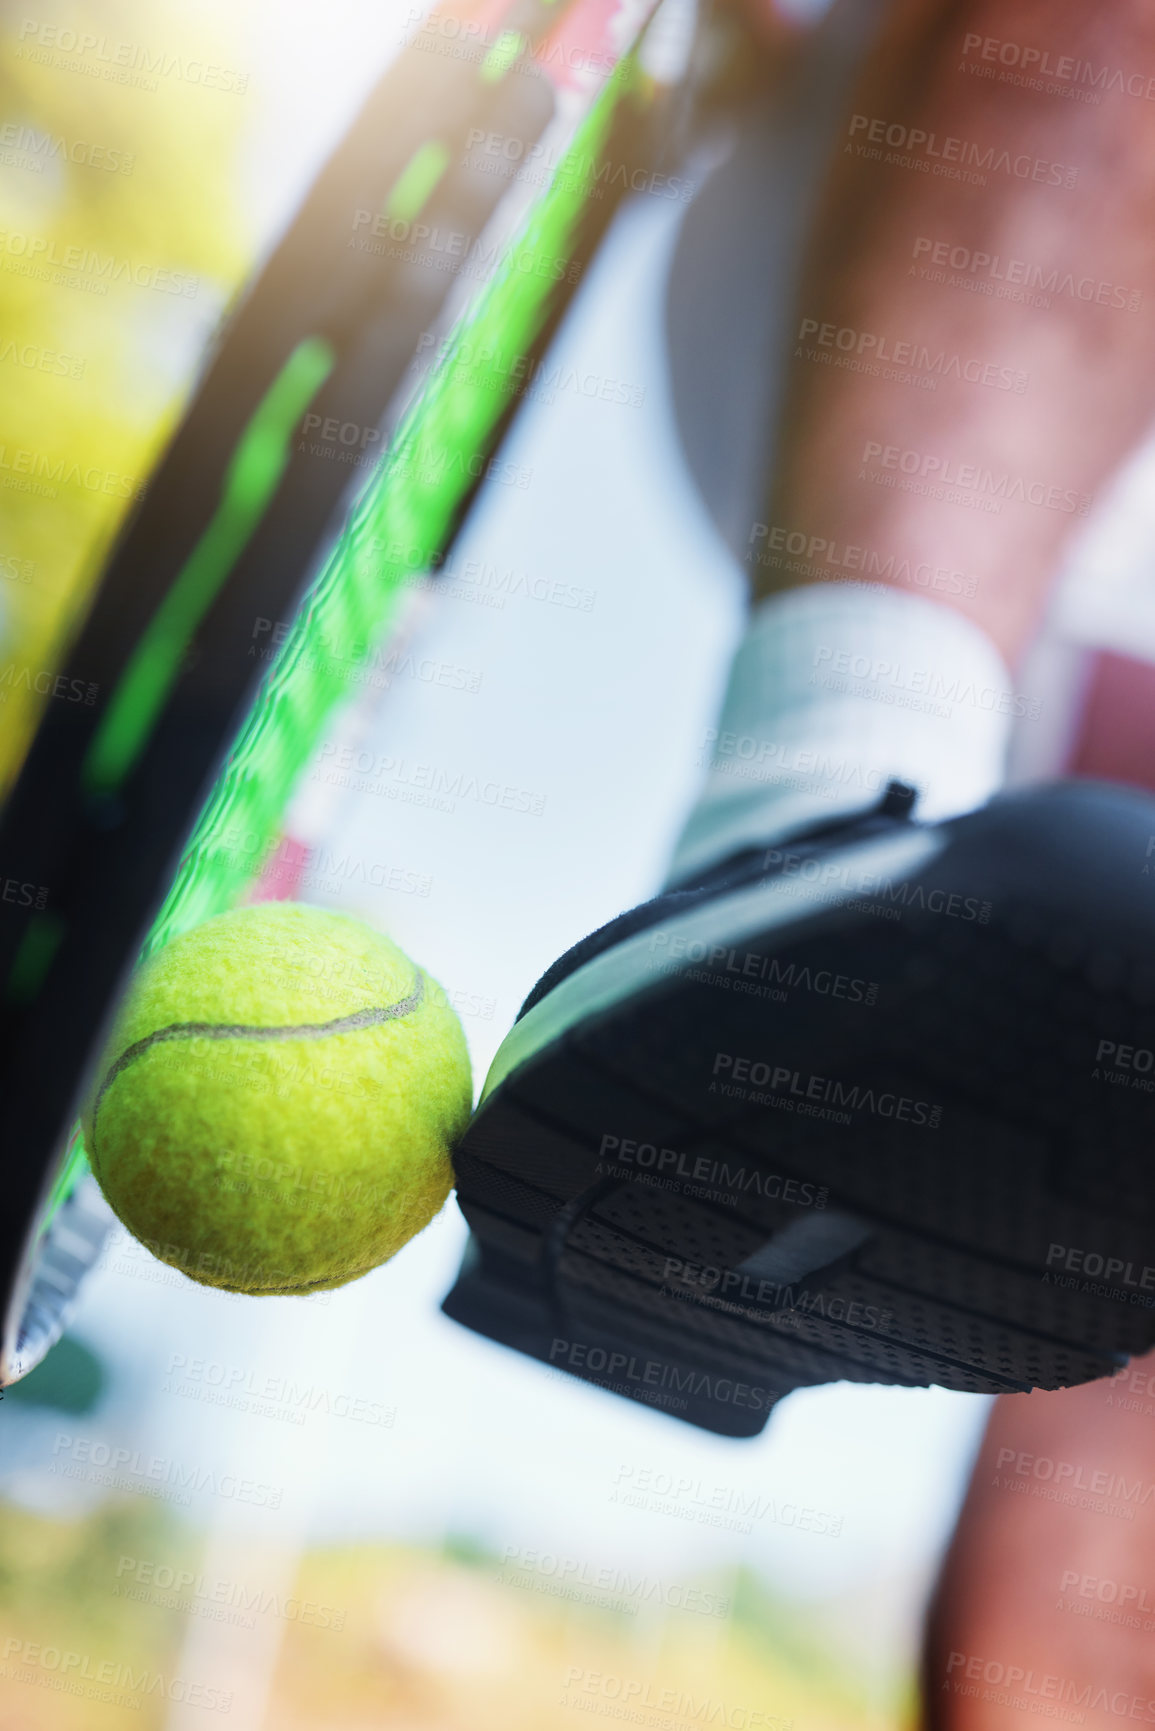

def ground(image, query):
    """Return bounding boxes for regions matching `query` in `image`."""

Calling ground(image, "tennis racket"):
[0,0,693,1383]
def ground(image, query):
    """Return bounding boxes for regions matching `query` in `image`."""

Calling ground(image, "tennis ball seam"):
[89,967,424,1175]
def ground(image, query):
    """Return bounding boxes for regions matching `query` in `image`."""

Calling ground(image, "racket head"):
[0,0,685,1385]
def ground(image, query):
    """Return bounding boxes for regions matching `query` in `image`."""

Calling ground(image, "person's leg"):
[443,0,1155,1438]
[925,1363,1155,1731]
[671,0,1155,887]
[756,0,1155,657]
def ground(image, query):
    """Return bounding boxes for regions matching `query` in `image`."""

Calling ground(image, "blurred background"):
[4,0,1155,1724]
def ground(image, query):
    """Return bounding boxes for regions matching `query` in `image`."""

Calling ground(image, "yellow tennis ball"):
[81,901,471,1294]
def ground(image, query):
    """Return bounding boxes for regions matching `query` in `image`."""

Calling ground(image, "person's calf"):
[925,1364,1155,1731]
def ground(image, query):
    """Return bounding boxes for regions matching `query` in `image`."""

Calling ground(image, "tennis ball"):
[81,901,472,1294]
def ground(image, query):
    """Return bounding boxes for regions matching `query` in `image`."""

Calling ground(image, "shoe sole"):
[444,782,1155,1434]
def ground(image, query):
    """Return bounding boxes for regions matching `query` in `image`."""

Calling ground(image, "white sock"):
[666,582,1019,887]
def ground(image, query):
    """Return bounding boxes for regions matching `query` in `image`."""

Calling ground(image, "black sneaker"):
[442,778,1155,1436]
